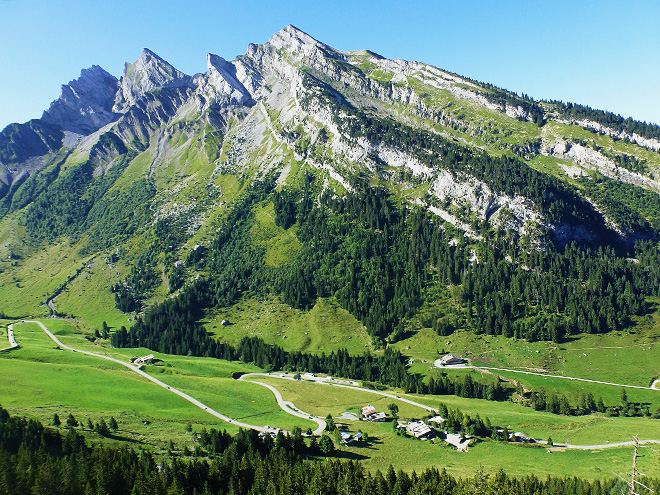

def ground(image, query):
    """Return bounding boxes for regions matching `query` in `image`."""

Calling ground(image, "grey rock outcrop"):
[543,137,660,191]
[196,54,254,110]
[41,65,119,135]
[113,48,192,112]
[430,170,543,232]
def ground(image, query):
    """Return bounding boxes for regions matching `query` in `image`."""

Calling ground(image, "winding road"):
[238,376,326,434]
[540,438,660,450]
[5,320,660,450]
[6,320,324,434]
[241,373,660,450]
[240,372,439,414]
[5,324,18,348]
[473,365,660,392]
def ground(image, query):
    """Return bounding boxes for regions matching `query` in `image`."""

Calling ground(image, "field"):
[204,296,374,355]
[3,317,660,480]
[395,319,660,390]
[248,375,660,445]
[0,320,315,451]
[244,375,660,479]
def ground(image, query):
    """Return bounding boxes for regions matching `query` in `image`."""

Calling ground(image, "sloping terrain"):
[1,25,660,350]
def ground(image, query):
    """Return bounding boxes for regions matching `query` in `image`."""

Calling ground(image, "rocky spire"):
[201,54,252,107]
[41,65,119,135]
[113,48,191,111]
[267,24,325,55]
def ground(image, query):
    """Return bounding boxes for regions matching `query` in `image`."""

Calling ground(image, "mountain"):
[1,25,660,347]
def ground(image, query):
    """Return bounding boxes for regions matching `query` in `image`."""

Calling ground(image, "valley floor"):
[2,319,660,479]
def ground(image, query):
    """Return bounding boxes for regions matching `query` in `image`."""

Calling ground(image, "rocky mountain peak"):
[113,48,191,112]
[266,24,331,59]
[41,65,119,135]
[197,54,253,108]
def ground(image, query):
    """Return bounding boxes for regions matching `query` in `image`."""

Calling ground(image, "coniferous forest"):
[1,406,656,495]
[116,165,660,348]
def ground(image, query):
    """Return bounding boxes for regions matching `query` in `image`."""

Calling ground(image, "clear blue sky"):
[1,0,659,130]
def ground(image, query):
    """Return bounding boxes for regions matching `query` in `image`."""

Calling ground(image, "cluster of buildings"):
[396,417,471,451]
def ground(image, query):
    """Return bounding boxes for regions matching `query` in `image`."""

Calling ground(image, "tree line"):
[551,100,660,141]
[529,388,660,419]
[0,405,656,495]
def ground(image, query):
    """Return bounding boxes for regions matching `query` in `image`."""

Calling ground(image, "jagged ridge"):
[1,25,660,340]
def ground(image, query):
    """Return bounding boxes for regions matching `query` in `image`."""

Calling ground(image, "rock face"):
[197,54,253,110]
[543,137,660,191]
[0,120,63,168]
[430,170,543,232]
[41,65,119,135]
[1,24,658,245]
[569,118,660,152]
[113,48,192,112]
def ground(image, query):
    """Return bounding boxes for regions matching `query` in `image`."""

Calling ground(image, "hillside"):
[1,25,660,351]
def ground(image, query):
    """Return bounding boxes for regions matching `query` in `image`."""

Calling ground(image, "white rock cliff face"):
[197,54,253,110]
[430,170,543,232]
[567,118,660,152]
[543,137,660,191]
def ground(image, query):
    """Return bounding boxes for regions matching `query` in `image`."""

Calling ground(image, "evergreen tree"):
[325,414,335,432]
[65,413,78,428]
[319,434,334,454]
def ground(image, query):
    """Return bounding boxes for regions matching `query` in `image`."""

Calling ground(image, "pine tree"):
[325,414,335,432]
[65,413,78,428]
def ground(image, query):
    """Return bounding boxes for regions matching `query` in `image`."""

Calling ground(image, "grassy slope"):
[393,320,660,391]
[1,321,221,450]
[0,320,314,450]
[246,375,660,479]
[50,256,128,330]
[205,296,373,355]
[0,240,89,318]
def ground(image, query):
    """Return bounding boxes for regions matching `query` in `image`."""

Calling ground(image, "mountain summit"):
[113,48,192,111]
[1,26,660,342]
[41,65,119,135]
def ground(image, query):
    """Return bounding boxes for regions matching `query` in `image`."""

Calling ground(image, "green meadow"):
[0,320,313,450]
[396,321,660,390]
[205,296,373,355]
[245,375,660,478]
[3,317,660,480]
